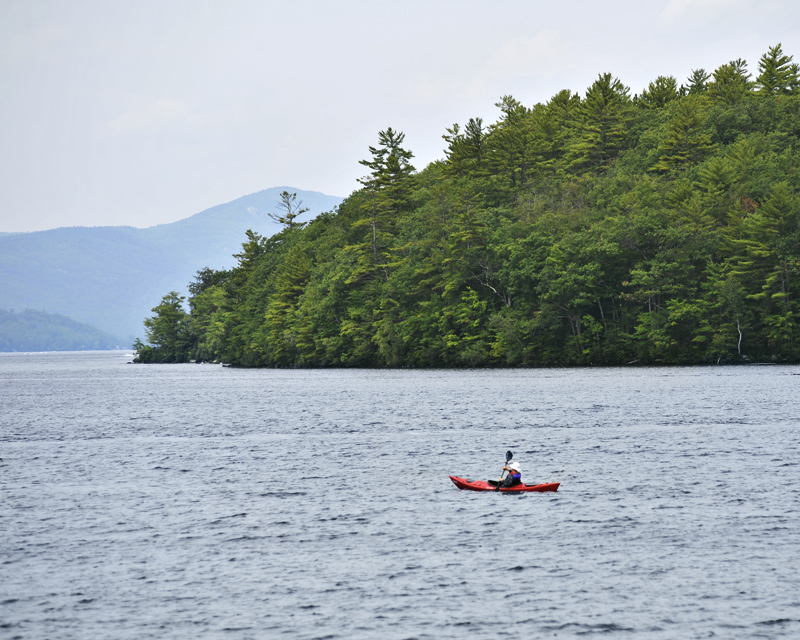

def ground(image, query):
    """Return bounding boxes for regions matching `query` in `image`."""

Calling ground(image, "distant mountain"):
[0,308,123,352]
[0,187,343,342]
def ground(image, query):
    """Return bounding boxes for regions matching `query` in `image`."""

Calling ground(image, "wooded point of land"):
[136,45,800,366]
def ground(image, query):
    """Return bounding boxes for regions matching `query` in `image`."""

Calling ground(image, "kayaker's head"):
[509,461,521,474]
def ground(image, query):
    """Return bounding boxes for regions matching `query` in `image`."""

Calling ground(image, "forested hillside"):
[136,45,800,367]
[0,309,121,352]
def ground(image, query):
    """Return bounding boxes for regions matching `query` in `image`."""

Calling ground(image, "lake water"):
[2,352,799,639]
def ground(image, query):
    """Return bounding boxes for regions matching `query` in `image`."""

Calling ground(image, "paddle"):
[493,450,513,492]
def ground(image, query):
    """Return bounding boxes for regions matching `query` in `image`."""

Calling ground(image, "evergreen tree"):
[486,95,533,189]
[680,69,711,96]
[442,122,465,172]
[567,73,632,172]
[653,96,714,172]
[358,127,415,215]
[638,75,679,109]
[708,59,752,104]
[349,128,415,280]
[443,117,485,177]
[685,69,710,95]
[740,183,797,306]
[464,118,486,168]
[755,43,800,95]
[696,156,737,225]
[230,230,268,299]
[134,292,191,363]
[268,191,309,230]
[233,230,267,271]
[730,183,799,354]
[188,267,229,298]
[548,88,581,121]
[263,244,311,363]
[527,90,580,176]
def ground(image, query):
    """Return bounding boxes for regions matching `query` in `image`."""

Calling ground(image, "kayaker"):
[499,460,522,488]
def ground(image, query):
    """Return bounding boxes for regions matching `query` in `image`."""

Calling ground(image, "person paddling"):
[497,459,522,490]
[493,450,522,491]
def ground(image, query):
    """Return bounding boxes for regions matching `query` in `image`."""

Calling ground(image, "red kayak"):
[449,475,560,493]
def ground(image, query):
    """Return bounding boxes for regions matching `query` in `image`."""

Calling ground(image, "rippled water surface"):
[2,352,800,639]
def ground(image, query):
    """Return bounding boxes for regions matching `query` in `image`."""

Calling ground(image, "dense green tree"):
[653,96,715,172]
[134,292,191,363]
[567,73,633,172]
[685,68,711,95]
[696,155,738,225]
[188,267,230,298]
[348,128,415,281]
[527,90,580,176]
[262,244,312,362]
[485,95,535,190]
[231,229,268,295]
[755,43,800,95]
[708,59,752,104]
[732,182,800,353]
[443,117,486,177]
[639,75,679,109]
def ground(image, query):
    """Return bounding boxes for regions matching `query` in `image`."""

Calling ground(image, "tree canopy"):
[136,45,800,367]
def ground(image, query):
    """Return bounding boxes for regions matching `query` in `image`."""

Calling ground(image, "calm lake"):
[2,352,799,639]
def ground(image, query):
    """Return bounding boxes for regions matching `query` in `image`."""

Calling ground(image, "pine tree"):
[268,191,309,231]
[464,118,486,170]
[638,76,679,109]
[443,117,485,177]
[567,73,632,172]
[548,88,581,121]
[708,59,752,104]
[348,128,415,281]
[442,122,464,169]
[263,245,311,363]
[358,127,415,214]
[653,96,714,172]
[230,230,267,298]
[729,183,799,353]
[684,69,710,95]
[696,156,737,225]
[486,95,533,189]
[136,292,192,362]
[233,230,267,270]
[755,43,800,95]
[525,90,580,176]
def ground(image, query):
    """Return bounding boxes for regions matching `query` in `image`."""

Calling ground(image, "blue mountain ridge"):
[0,187,343,342]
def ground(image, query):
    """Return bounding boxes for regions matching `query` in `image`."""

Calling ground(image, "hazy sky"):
[1,0,799,232]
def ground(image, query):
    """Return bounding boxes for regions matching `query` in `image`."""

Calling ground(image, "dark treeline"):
[136,45,800,366]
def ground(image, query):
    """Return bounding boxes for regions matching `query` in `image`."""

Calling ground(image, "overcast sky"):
[1,0,799,232]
